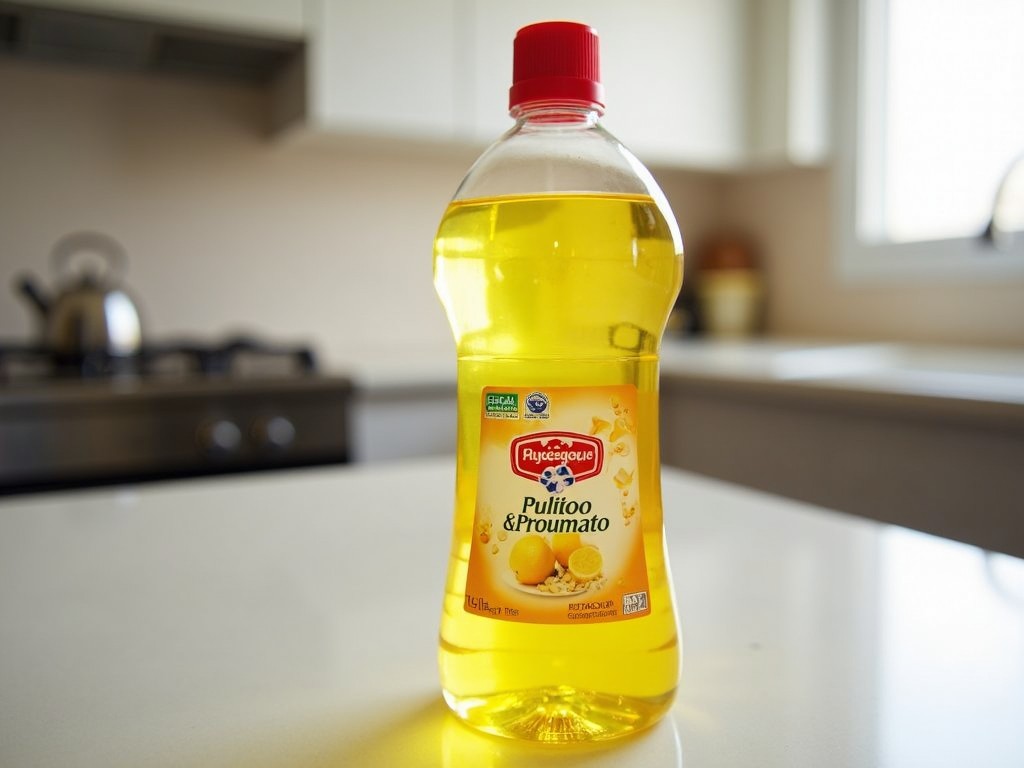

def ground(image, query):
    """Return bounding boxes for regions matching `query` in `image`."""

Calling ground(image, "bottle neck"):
[509,103,602,127]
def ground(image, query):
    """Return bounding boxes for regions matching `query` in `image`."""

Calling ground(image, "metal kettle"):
[17,232,143,357]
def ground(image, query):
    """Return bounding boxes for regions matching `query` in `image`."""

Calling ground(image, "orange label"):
[465,385,651,624]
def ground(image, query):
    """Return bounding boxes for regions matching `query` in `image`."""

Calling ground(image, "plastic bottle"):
[433,20,683,742]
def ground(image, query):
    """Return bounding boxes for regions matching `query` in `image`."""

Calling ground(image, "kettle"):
[16,232,143,357]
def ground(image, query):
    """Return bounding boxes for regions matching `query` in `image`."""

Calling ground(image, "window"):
[835,0,1024,279]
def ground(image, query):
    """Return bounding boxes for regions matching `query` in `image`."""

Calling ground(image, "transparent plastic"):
[433,104,683,742]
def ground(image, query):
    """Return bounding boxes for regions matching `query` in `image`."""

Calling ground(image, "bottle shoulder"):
[453,122,666,203]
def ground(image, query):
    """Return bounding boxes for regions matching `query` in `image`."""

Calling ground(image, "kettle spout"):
[15,275,51,318]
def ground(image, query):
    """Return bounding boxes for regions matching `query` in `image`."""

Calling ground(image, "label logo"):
[485,392,519,419]
[510,431,604,493]
[524,391,550,419]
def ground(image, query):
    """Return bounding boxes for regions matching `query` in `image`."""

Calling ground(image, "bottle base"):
[442,686,675,743]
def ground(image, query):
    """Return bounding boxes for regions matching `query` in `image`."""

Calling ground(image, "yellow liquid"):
[434,193,683,742]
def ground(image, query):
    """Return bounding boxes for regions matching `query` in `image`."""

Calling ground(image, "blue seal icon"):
[525,392,549,415]
[539,464,575,494]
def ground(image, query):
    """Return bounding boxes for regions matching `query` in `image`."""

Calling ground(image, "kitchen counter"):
[2,458,1022,767]
[340,338,1024,408]
[656,339,1024,557]
[338,340,1024,555]
[660,338,1024,406]
[339,350,456,462]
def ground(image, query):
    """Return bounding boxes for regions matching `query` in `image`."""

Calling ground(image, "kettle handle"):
[51,231,128,280]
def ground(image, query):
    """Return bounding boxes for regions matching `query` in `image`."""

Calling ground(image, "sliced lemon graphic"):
[567,545,603,582]
[551,532,582,568]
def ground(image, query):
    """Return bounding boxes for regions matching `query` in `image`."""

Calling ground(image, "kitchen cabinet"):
[300,0,458,141]
[282,0,753,168]
[289,0,825,169]
[12,0,827,168]
[350,384,456,462]
[340,354,457,463]
[9,0,305,36]
[658,340,1024,558]
[466,0,747,168]
[341,341,1024,558]
[745,0,830,165]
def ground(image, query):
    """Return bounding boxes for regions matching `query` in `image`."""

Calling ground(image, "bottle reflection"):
[440,710,683,768]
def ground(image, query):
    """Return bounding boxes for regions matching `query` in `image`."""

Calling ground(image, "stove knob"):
[252,416,296,451]
[197,419,242,456]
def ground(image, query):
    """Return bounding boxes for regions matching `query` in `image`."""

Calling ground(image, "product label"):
[464,385,650,624]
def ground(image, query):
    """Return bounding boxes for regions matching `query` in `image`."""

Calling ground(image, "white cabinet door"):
[14,0,305,36]
[746,0,830,165]
[350,391,456,462]
[465,0,746,169]
[306,0,457,141]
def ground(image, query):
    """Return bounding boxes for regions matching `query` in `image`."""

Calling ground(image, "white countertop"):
[1,459,1023,767]
[337,338,1024,409]
[659,338,1024,407]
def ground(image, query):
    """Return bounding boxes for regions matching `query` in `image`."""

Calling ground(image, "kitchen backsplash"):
[0,60,461,366]
[0,59,722,366]
[2,59,1022,363]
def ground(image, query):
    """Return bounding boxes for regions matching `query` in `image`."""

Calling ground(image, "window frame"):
[833,0,1024,283]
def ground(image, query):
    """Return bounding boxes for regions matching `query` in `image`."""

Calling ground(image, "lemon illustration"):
[567,545,603,582]
[551,532,582,568]
[509,535,556,585]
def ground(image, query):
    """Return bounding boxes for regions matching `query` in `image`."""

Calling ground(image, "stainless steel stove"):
[0,336,352,494]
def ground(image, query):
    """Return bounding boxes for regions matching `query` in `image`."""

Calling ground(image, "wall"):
[0,60,722,367]
[721,167,1024,347]
[0,60,468,366]
[3,60,1020,358]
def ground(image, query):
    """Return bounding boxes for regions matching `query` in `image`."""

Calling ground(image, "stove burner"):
[0,334,348,494]
[0,335,317,383]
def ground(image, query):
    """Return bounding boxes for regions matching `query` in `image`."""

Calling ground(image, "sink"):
[661,340,1024,405]
[775,344,1024,404]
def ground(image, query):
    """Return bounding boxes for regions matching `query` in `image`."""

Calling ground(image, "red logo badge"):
[510,431,604,486]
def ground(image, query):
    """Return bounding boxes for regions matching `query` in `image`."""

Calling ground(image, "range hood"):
[0,2,302,84]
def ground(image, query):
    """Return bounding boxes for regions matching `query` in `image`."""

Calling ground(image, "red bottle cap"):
[508,21,605,114]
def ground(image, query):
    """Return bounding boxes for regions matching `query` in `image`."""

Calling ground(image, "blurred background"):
[0,0,1021,553]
